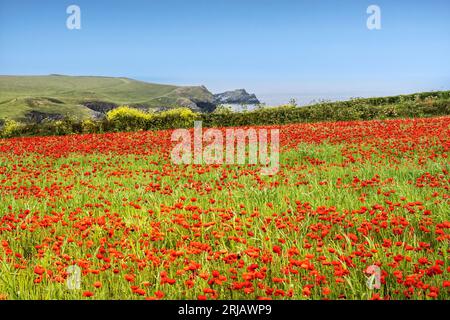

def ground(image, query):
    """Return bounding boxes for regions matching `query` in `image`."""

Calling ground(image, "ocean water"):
[256,93,356,107]
[222,93,356,112]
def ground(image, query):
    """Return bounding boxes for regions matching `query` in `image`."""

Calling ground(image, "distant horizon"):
[2,72,449,106]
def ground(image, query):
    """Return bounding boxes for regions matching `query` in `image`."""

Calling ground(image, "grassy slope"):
[0,75,214,121]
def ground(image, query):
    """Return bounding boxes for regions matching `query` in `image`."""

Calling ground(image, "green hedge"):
[2,92,450,138]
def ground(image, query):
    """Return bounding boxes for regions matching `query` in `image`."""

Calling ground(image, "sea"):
[223,93,357,112]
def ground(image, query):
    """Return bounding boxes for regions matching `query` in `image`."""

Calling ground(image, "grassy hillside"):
[0,75,215,121]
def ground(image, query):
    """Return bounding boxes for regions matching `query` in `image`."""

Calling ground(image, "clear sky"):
[1,0,449,104]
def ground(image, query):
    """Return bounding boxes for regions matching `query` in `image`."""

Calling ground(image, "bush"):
[213,105,233,115]
[149,107,199,129]
[106,106,153,131]
[1,119,23,138]
[81,119,102,134]
[52,119,75,135]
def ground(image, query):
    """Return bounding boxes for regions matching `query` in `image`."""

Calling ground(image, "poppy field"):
[0,116,449,300]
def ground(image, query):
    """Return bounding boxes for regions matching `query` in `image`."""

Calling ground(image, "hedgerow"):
[2,91,449,138]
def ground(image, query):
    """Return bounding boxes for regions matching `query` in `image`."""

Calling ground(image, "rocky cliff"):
[213,89,260,105]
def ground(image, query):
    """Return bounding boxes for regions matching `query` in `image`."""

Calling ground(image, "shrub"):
[106,106,152,131]
[213,105,233,115]
[81,119,102,134]
[52,119,75,135]
[151,107,199,129]
[1,119,23,138]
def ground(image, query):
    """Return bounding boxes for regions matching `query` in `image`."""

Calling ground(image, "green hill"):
[0,75,216,122]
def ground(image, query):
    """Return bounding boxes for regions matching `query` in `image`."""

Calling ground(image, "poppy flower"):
[34,266,45,275]
[124,274,135,282]
[272,245,282,255]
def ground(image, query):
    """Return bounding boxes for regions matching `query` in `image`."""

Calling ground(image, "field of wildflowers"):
[0,116,449,300]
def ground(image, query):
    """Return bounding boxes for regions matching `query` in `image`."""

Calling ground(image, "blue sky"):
[1,0,449,104]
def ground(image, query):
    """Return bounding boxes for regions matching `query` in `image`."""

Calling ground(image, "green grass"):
[0,140,448,299]
[0,75,214,121]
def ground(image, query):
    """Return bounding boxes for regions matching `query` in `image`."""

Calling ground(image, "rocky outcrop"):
[25,111,65,123]
[194,101,216,113]
[214,89,260,105]
[90,110,106,121]
[175,98,200,111]
[82,101,118,113]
